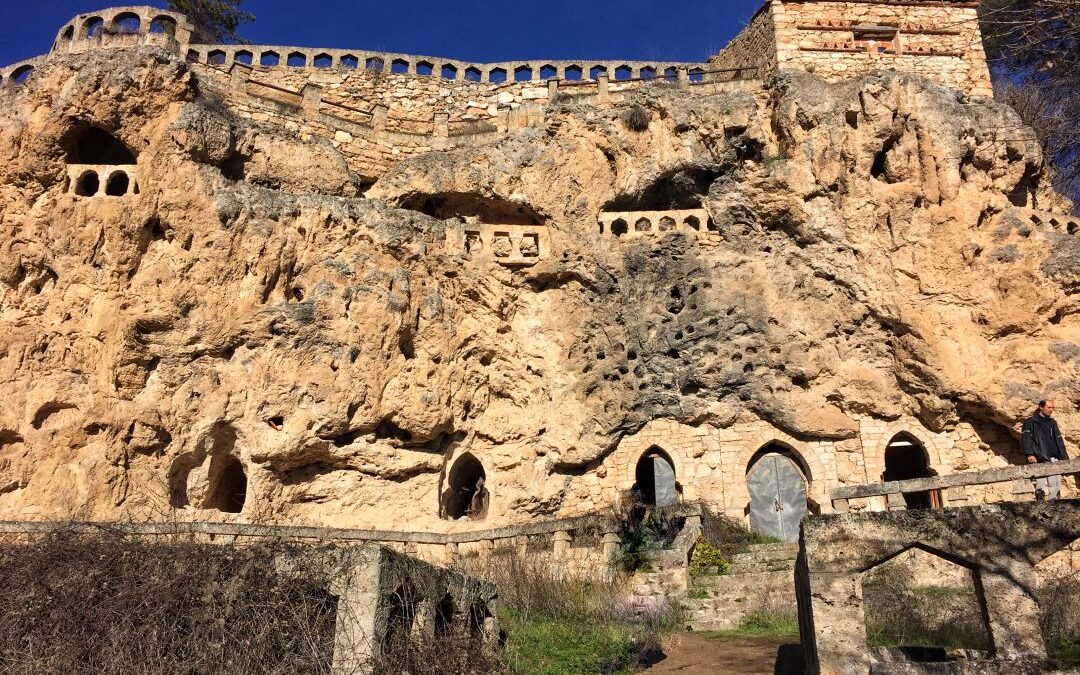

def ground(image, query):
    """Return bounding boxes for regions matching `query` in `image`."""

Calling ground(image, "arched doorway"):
[746,444,809,542]
[883,433,940,509]
[441,453,488,520]
[633,446,677,507]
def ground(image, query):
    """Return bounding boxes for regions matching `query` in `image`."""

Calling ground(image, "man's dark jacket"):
[1022,412,1069,462]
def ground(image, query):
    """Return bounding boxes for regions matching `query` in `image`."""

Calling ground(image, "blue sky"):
[0,0,764,67]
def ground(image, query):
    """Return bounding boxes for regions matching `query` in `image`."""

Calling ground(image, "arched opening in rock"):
[464,66,481,82]
[366,57,385,71]
[883,433,939,509]
[399,192,542,226]
[603,165,717,211]
[84,16,104,39]
[313,53,332,68]
[746,443,809,542]
[514,65,532,82]
[112,12,141,34]
[564,65,583,81]
[12,65,34,85]
[65,125,137,165]
[261,51,280,67]
[208,49,227,65]
[382,583,416,652]
[488,67,507,83]
[467,599,491,637]
[862,547,992,659]
[105,171,129,196]
[434,594,454,637]
[149,16,176,35]
[633,446,677,507]
[235,50,253,65]
[442,453,487,521]
[287,52,306,67]
[635,217,652,232]
[340,54,358,69]
[205,454,247,513]
[61,25,75,41]
[75,171,100,196]
[611,219,628,237]
[416,61,434,76]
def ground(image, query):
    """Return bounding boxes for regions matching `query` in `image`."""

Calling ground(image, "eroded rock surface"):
[0,49,1075,528]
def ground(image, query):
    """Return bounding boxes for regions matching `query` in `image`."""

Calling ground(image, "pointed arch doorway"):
[747,444,809,542]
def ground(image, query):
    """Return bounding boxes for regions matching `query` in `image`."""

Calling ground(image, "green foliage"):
[1051,639,1080,665]
[688,536,730,577]
[707,612,801,638]
[500,609,642,675]
[611,495,682,573]
[1039,577,1080,664]
[167,0,254,43]
[687,587,710,600]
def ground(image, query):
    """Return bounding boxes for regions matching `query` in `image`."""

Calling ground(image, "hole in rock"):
[399,193,542,226]
[64,125,137,165]
[442,453,487,520]
[105,171,129,196]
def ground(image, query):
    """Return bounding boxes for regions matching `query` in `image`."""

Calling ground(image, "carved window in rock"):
[434,594,455,637]
[464,230,483,254]
[186,49,199,62]
[658,216,676,232]
[168,426,248,514]
[852,27,898,54]
[491,232,513,258]
[313,53,332,68]
[489,67,507,83]
[634,447,678,507]
[66,126,137,165]
[340,54,359,69]
[464,66,482,82]
[862,548,991,654]
[883,433,940,509]
[442,453,488,520]
[416,61,434,76]
[635,217,652,232]
[149,16,176,35]
[366,57,385,71]
[61,25,75,41]
[84,17,104,39]
[520,233,540,258]
[441,63,458,80]
[287,52,307,68]
[590,65,607,80]
[105,171,130,196]
[684,215,701,231]
[391,59,409,74]
[112,12,141,34]
[615,65,632,81]
[234,50,253,66]
[11,65,34,86]
[205,455,247,513]
[746,443,810,542]
[611,219,628,237]
[208,49,227,65]
[514,65,533,82]
[540,64,557,80]
[564,65,583,81]
[75,170,100,197]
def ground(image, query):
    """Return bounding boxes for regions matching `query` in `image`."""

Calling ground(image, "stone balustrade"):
[829,457,1080,512]
[598,208,714,239]
[51,6,194,54]
[447,223,549,267]
[65,163,139,198]
[1024,208,1080,236]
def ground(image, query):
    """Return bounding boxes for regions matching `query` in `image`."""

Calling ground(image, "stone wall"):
[708,3,777,76]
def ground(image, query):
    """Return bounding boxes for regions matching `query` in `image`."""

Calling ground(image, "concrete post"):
[433,112,449,150]
[371,104,388,131]
[547,78,559,101]
[597,73,610,103]
[301,83,323,114]
[229,61,252,91]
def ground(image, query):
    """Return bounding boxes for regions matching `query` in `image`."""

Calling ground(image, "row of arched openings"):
[61,14,177,41]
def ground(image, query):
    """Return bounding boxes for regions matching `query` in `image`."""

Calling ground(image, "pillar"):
[547,78,559,101]
[798,571,871,675]
[677,66,689,88]
[979,560,1048,659]
[553,530,571,557]
[885,491,906,511]
[597,73,610,103]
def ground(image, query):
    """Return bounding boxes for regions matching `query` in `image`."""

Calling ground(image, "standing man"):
[1022,400,1069,500]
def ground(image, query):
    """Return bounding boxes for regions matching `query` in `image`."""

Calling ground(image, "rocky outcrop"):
[0,48,1075,528]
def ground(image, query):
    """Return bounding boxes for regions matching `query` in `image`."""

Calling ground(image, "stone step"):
[727,558,796,575]
[728,542,800,567]
[691,569,794,591]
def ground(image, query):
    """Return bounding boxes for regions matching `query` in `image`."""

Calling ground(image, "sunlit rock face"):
[0,48,1075,530]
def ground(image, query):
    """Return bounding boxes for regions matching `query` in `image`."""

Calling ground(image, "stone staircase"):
[683,542,800,631]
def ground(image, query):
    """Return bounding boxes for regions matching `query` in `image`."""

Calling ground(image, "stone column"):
[597,73,610,103]
[677,66,689,88]
[885,492,906,511]
[979,560,1048,659]
[547,78,559,101]
[552,530,571,557]
[301,83,323,114]
[799,571,871,675]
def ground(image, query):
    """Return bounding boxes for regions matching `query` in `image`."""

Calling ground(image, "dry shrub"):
[1039,576,1080,663]
[621,104,650,132]
[0,527,345,675]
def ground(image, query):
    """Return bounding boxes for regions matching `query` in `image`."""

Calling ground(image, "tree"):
[979,0,1080,204]
[167,0,254,44]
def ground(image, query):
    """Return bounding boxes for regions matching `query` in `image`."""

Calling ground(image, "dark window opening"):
[664,67,678,83]
[615,65,632,80]
[287,52,306,68]
[635,217,652,232]
[383,585,416,652]
[590,65,607,80]
[442,453,487,520]
[62,25,75,40]
[611,219,628,237]
[689,68,705,83]
[489,68,507,83]
[313,53,332,68]
[640,66,657,80]
[84,17,104,39]
[514,66,532,82]
[75,172,99,196]
[416,61,434,76]
[391,59,409,74]
[441,63,458,80]
[883,433,939,509]
[105,171,129,196]
[540,64,557,79]
[208,50,226,65]
[66,126,137,165]
[12,65,34,85]
[205,455,247,513]
[464,67,481,82]
[434,594,454,637]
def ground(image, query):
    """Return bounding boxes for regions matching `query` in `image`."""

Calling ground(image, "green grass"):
[1050,639,1080,664]
[701,612,801,639]
[500,609,644,675]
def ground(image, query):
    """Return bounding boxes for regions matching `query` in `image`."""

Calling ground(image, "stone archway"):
[633,446,678,507]
[746,443,810,542]
[883,432,940,509]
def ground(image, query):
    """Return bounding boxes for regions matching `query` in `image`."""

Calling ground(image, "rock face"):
[0,47,1076,530]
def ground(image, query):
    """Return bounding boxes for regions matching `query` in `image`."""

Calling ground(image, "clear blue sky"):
[0,0,764,67]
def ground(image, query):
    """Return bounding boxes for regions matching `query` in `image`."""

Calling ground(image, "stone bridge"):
[796,501,1080,675]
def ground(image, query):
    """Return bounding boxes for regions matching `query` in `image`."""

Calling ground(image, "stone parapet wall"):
[708,4,778,76]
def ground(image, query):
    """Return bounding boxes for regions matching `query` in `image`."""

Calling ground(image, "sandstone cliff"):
[0,48,1075,527]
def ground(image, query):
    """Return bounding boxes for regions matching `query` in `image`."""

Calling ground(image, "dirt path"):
[642,632,804,675]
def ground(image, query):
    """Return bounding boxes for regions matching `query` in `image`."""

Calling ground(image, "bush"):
[688,537,730,577]
[610,493,683,573]
[1039,576,1080,664]
[621,105,650,132]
